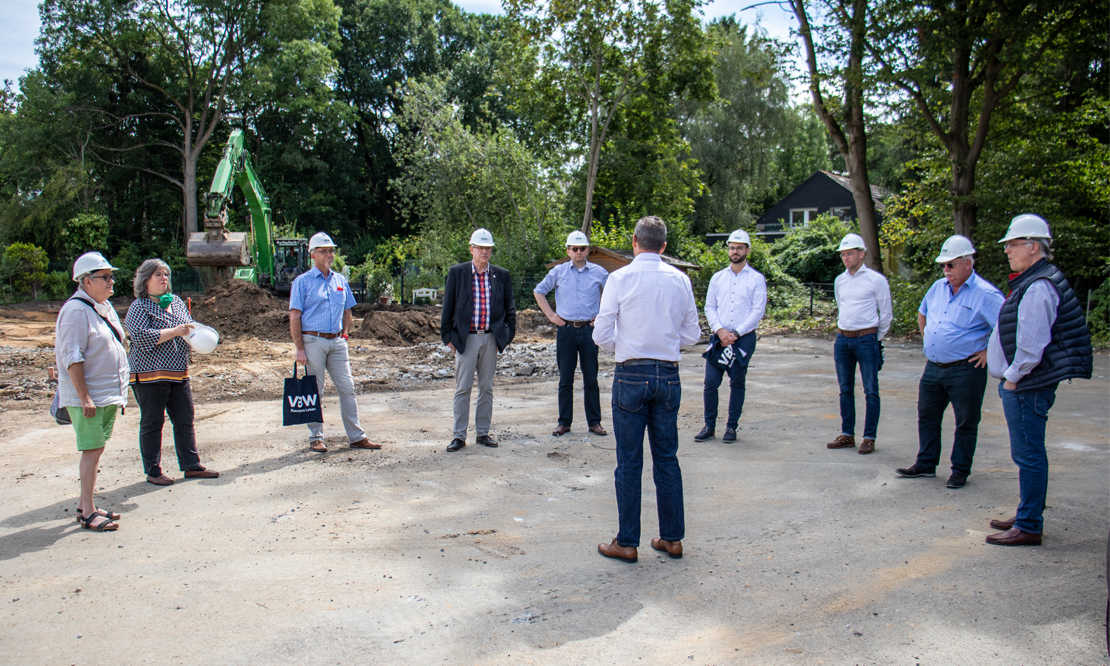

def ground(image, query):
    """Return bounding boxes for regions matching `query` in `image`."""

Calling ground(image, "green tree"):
[3,242,49,299]
[506,0,714,237]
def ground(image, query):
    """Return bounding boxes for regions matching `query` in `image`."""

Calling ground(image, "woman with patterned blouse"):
[123,259,219,486]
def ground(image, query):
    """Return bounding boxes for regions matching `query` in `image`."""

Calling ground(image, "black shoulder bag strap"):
[74,298,123,345]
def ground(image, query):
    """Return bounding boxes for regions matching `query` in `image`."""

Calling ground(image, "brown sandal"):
[80,512,118,531]
[76,508,120,523]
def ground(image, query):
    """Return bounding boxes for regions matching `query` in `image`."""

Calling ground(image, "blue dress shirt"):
[919,271,1004,363]
[534,261,608,321]
[289,266,356,334]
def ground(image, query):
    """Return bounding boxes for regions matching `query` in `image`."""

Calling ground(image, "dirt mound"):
[190,280,289,341]
[355,310,440,345]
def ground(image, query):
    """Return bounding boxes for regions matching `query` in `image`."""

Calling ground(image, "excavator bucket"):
[186,212,252,268]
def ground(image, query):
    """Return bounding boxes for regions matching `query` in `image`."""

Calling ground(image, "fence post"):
[809,283,814,317]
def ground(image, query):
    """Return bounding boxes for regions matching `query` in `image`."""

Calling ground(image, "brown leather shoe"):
[184,468,219,479]
[597,539,637,563]
[650,538,683,559]
[989,517,1016,531]
[350,439,381,449]
[552,424,570,436]
[146,474,174,486]
[309,441,327,452]
[588,424,608,436]
[827,435,855,449]
[859,438,875,454]
[985,528,1042,546]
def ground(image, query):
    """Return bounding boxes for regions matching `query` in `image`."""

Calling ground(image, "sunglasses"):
[90,274,116,283]
[568,246,588,253]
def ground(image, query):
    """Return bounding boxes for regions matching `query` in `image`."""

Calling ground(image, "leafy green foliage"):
[3,242,49,299]
[61,213,109,263]
[770,214,855,284]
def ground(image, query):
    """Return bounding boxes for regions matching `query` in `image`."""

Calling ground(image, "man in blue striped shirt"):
[534,231,609,437]
[896,235,1002,488]
[289,232,377,452]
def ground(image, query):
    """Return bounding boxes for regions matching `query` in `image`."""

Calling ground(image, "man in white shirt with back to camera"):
[695,229,766,444]
[826,233,892,455]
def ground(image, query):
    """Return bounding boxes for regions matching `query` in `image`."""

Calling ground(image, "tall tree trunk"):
[183,154,199,240]
[952,160,977,238]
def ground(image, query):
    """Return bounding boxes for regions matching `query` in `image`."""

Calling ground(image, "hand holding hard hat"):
[185,322,220,354]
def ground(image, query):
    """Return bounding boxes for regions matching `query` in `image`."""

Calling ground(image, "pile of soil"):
[355,310,440,345]
[189,280,289,341]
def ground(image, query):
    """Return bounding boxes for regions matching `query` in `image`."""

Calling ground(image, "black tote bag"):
[283,362,323,426]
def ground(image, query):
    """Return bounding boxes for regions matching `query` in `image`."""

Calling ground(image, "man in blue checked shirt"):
[289,232,378,452]
[895,235,1003,489]
[534,231,610,437]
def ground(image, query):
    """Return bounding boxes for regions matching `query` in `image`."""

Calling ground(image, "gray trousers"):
[303,335,366,443]
[453,332,497,440]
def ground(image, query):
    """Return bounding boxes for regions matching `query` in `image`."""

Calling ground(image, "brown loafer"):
[989,516,1017,531]
[184,468,219,479]
[650,538,683,559]
[552,424,570,436]
[985,527,1041,546]
[588,424,608,436]
[146,474,174,486]
[350,439,381,449]
[309,441,327,452]
[598,539,637,563]
[859,438,875,454]
[827,435,855,449]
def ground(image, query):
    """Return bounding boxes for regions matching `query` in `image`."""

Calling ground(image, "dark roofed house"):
[545,246,701,274]
[755,171,887,242]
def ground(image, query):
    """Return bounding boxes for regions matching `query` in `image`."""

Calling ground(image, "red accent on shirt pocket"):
[337,286,344,291]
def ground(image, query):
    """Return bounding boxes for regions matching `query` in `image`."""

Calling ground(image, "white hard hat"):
[308,232,337,251]
[185,322,220,354]
[565,230,589,247]
[72,252,118,281]
[998,214,1051,243]
[935,235,976,263]
[727,229,751,246]
[838,233,867,252]
[469,228,495,247]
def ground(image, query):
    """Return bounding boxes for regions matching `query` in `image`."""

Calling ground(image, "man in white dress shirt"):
[827,233,892,455]
[592,216,701,563]
[695,229,766,443]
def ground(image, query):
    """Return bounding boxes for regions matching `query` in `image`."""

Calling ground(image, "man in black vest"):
[984,214,1093,546]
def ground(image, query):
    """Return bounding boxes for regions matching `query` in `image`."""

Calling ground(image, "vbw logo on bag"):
[288,394,318,411]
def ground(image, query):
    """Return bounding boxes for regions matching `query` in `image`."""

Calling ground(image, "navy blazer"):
[440,262,516,353]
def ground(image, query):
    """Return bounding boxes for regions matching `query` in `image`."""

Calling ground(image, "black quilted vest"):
[996,258,1093,391]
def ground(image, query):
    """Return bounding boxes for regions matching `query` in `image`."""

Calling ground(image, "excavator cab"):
[273,238,309,295]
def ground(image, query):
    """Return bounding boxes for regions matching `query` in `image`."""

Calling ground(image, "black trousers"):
[132,380,202,477]
[556,324,602,427]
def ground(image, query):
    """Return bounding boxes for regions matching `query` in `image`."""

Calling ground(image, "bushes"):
[771,214,855,284]
[2,242,49,300]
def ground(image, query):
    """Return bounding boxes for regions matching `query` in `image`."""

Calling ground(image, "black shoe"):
[895,464,936,478]
[694,426,714,442]
[477,435,498,448]
[446,438,466,452]
[722,427,737,443]
[946,472,967,488]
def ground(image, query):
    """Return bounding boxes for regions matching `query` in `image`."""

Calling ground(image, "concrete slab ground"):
[1,336,1107,665]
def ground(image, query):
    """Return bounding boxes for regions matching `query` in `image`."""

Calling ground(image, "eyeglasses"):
[568,246,588,253]
[1004,240,1033,250]
[90,274,116,283]
[942,261,961,269]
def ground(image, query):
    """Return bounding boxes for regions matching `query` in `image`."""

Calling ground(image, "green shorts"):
[66,405,119,451]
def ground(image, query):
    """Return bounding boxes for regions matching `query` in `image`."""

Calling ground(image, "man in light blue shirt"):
[289,232,376,452]
[534,230,609,437]
[896,235,1003,488]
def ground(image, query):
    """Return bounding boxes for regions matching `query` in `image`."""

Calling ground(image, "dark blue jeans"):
[132,379,201,477]
[702,332,756,429]
[833,332,881,440]
[556,324,601,427]
[916,361,988,475]
[999,382,1057,534]
[612,363,684,548]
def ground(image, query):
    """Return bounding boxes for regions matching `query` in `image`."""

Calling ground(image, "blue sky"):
[0,0,799,90]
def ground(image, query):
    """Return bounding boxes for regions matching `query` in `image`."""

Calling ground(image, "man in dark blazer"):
[441,228,517,452]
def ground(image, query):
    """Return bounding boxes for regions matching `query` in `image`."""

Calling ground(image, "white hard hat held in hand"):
[727,229,751,246]
[185,323,220,354]
[72,252,118,281]
[935,235,976,262]
[308,232,338,252]
[469,228,495,247]
[565,230,589,247]
[998,214,1051,243]
[838,233,867,252]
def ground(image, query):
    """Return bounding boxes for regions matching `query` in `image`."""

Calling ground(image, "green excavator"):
[186,129,308,294]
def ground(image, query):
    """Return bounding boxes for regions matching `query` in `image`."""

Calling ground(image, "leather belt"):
[931,357,976,369]
[616,359,678,368]
[563,320,593,328]
[303,331,339,339]
[838,327,878,338]
[469,330,491,335]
